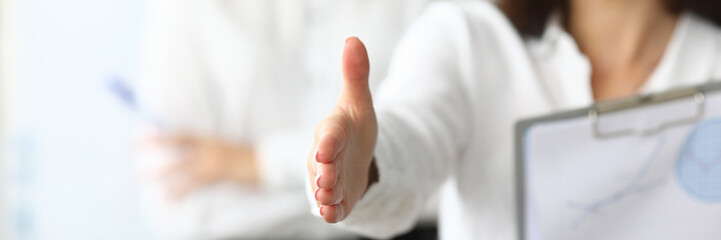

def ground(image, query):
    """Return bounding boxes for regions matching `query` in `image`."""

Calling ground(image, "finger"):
[136,133,189,160]
[316,123,346,164]
[144,134,195,150]
[138,134,168,151]
[168,177,205,200]
[315,183,344,205]
[338,37,373,110]
[320,204,346,223]
[158,134,196,146]
[316,160,341,189]
[157,158,193,180]
[138,130,161,144]
[173,135,199,151]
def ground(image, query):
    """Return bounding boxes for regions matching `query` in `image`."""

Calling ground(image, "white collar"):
[526,11,718,110]
[526,14,593,110]
[642,12,721,93]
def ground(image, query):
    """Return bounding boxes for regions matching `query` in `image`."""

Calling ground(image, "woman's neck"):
[568,0,679,101]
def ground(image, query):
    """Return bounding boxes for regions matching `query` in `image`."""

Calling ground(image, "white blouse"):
[316,1,721,239]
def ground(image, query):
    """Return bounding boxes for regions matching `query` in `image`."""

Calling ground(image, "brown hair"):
[498,0,721,38]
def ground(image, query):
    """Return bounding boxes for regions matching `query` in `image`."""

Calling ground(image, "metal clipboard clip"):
[588,87,706,139]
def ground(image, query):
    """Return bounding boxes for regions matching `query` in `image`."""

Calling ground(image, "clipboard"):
[515,81,721,240]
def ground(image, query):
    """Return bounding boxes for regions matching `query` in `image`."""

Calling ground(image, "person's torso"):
[433,2,721,239]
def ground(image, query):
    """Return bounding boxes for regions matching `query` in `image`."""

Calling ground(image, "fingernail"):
[315,149,320,162]
[320,205,327,217]
[314,188,321,201]
[315,172,322,188]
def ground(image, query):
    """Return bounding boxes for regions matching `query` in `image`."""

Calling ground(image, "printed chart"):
[676,118,721,202]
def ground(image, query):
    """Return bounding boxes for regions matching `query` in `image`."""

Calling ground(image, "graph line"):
[682,152,721,173]
[565,135,667,229]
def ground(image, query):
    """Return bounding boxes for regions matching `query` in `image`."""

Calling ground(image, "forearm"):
[317,3,474,237]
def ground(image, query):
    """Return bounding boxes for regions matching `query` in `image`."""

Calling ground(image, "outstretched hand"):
[307,37,378,223]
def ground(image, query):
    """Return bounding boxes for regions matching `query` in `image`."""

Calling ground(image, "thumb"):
[338,37,372,110]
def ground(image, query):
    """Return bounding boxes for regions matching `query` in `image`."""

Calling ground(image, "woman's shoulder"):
[409,1,522,48]
[389,1,534,87]
[419,1,515,30]
[687,14,721,79]
[686,11,721,37]
[670,12,721,83]
[684,11,721,63]
[683,12,721,57]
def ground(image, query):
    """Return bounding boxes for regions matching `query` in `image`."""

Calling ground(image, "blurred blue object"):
[106,76,163,127]
[107,76,139,111]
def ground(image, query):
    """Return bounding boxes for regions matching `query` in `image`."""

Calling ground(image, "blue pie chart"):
[676,118,721,203]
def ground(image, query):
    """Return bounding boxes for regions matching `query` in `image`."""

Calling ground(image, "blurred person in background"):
[135,0,439,239]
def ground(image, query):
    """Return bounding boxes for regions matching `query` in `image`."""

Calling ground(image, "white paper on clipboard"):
[516,82,721,240]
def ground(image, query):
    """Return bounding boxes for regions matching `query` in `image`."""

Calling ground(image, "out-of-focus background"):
[0,0,445,239]
[1,0,154,239]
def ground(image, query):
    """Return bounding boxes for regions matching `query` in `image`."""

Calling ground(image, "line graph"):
[681,152,721,173]
[565,135,668,229]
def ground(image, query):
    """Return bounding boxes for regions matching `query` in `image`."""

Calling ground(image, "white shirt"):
[323,1,721,239]
[137,0,438,239]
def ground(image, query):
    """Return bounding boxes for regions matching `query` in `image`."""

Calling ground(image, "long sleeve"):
[334,3,475,238]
